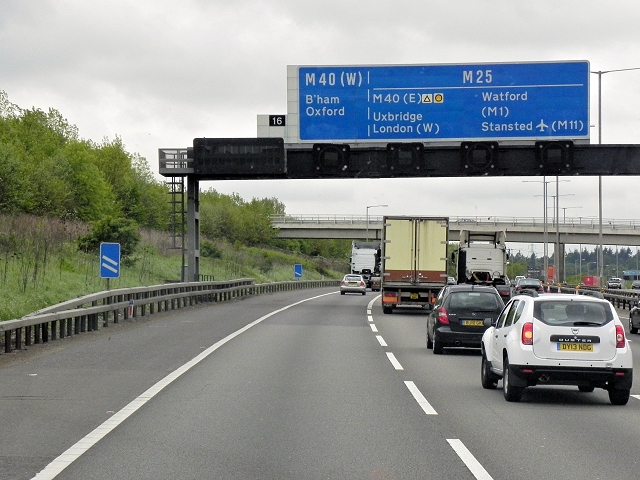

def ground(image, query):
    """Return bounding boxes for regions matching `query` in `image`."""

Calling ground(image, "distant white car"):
[606,277,623,289]
[481,292,633,405]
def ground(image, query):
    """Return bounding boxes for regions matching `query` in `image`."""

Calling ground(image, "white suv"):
[481,292,633,405]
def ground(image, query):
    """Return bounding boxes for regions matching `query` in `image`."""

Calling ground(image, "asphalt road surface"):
[1,287,639,479]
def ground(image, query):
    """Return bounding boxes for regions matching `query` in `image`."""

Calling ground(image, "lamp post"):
[530,179,570,282]
[590,67,640,289]
[366,204,387,242]
[524,179,551,282]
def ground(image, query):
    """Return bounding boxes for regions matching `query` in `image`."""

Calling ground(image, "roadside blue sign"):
[296,61,589,142]
[100,242,121,279]
[294,264,303,278]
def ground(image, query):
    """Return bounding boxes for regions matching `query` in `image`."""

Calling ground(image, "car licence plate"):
[410,293,419,300]
[557,343,593,352]
[461,320,484,327]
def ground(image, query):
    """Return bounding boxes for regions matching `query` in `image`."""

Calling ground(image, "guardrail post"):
[4,330,12,353]
[16,327,23,350]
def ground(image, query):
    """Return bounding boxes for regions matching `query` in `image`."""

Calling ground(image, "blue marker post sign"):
[294,264,303,279]
[294,61,589,142]
[100,242,121,279]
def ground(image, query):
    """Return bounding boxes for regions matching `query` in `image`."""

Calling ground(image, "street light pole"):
[366,204,388,242]
[591,67,640,289]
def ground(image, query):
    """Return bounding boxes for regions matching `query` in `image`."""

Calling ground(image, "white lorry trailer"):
[453,230,510,300]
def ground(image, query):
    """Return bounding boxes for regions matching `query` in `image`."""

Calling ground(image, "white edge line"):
[447,439,494,480]
[376,335,388,347]
[631,395,640,400]
[367,315,374,322]
[404,380,437,415]
[386,352,404,370]
[370,324,378,333]
[31,291,337,480]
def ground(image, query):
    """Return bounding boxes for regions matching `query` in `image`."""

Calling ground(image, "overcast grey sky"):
[1,0,640,256]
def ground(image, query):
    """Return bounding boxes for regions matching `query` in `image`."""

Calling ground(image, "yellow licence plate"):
[462,320,484,327]
[558,343,594,352]
[410,293,419,300]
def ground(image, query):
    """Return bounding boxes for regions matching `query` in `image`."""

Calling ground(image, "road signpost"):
[294,263,303,279]
[293,61,589,143]
[100,243,121,290]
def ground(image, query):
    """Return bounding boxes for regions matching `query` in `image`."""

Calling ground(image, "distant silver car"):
[340,274,367,295]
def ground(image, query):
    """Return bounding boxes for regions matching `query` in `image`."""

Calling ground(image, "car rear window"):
[344,275,361,281]
[447,292,501,310]
[519,279,541,286]
[533,300,613,326]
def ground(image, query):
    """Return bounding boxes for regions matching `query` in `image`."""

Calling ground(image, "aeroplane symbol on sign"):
[536,119,549,132]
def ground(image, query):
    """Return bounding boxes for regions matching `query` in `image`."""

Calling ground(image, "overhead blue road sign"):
[100,242,121,279]
[295,61,589,142]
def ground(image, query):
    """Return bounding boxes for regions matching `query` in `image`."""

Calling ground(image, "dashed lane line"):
[386,352,404,370]
[447,439,494,480]
[404,381,437,415]
[369,296,494,480]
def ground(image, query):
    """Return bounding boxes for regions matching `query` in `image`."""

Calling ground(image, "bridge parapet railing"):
[0,278,340,355]
[271,215,640,230]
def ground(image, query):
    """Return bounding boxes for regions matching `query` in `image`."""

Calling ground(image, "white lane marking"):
[31,291,337,480]
[376,335,388,347]
[404,381,437,415]
[368,315,374,322]
[632,395,640,401]
[386,352,404,370]
[447,439,494,480]
[370,324,378,333]
[367,295,380,310]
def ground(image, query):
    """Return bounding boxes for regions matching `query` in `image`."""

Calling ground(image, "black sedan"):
[426,284,505,354]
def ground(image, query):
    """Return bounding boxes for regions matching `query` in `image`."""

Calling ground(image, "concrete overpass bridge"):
[271,215,640,247]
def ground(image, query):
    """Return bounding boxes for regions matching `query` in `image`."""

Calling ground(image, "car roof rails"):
[580,290,605,299]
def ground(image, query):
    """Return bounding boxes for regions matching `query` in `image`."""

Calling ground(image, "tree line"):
[0,91,351,260]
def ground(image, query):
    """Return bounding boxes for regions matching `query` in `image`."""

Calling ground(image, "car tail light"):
[616,325,626,348]
[438,307,450,325]
[521,322,533,345]
[359,281,365,287]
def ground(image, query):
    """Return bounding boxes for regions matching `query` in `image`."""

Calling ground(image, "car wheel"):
[630,317,638,334]
[362,291,366,295]
[433,335,443,355]
[481,352,499,389]
[341,291,345,295]
[426,331,433,349]
[502,356,523,402]
[608,388,631,405]
[578,385,595,393]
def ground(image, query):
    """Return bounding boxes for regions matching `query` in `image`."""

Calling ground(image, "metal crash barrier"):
[0,279,339,354]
